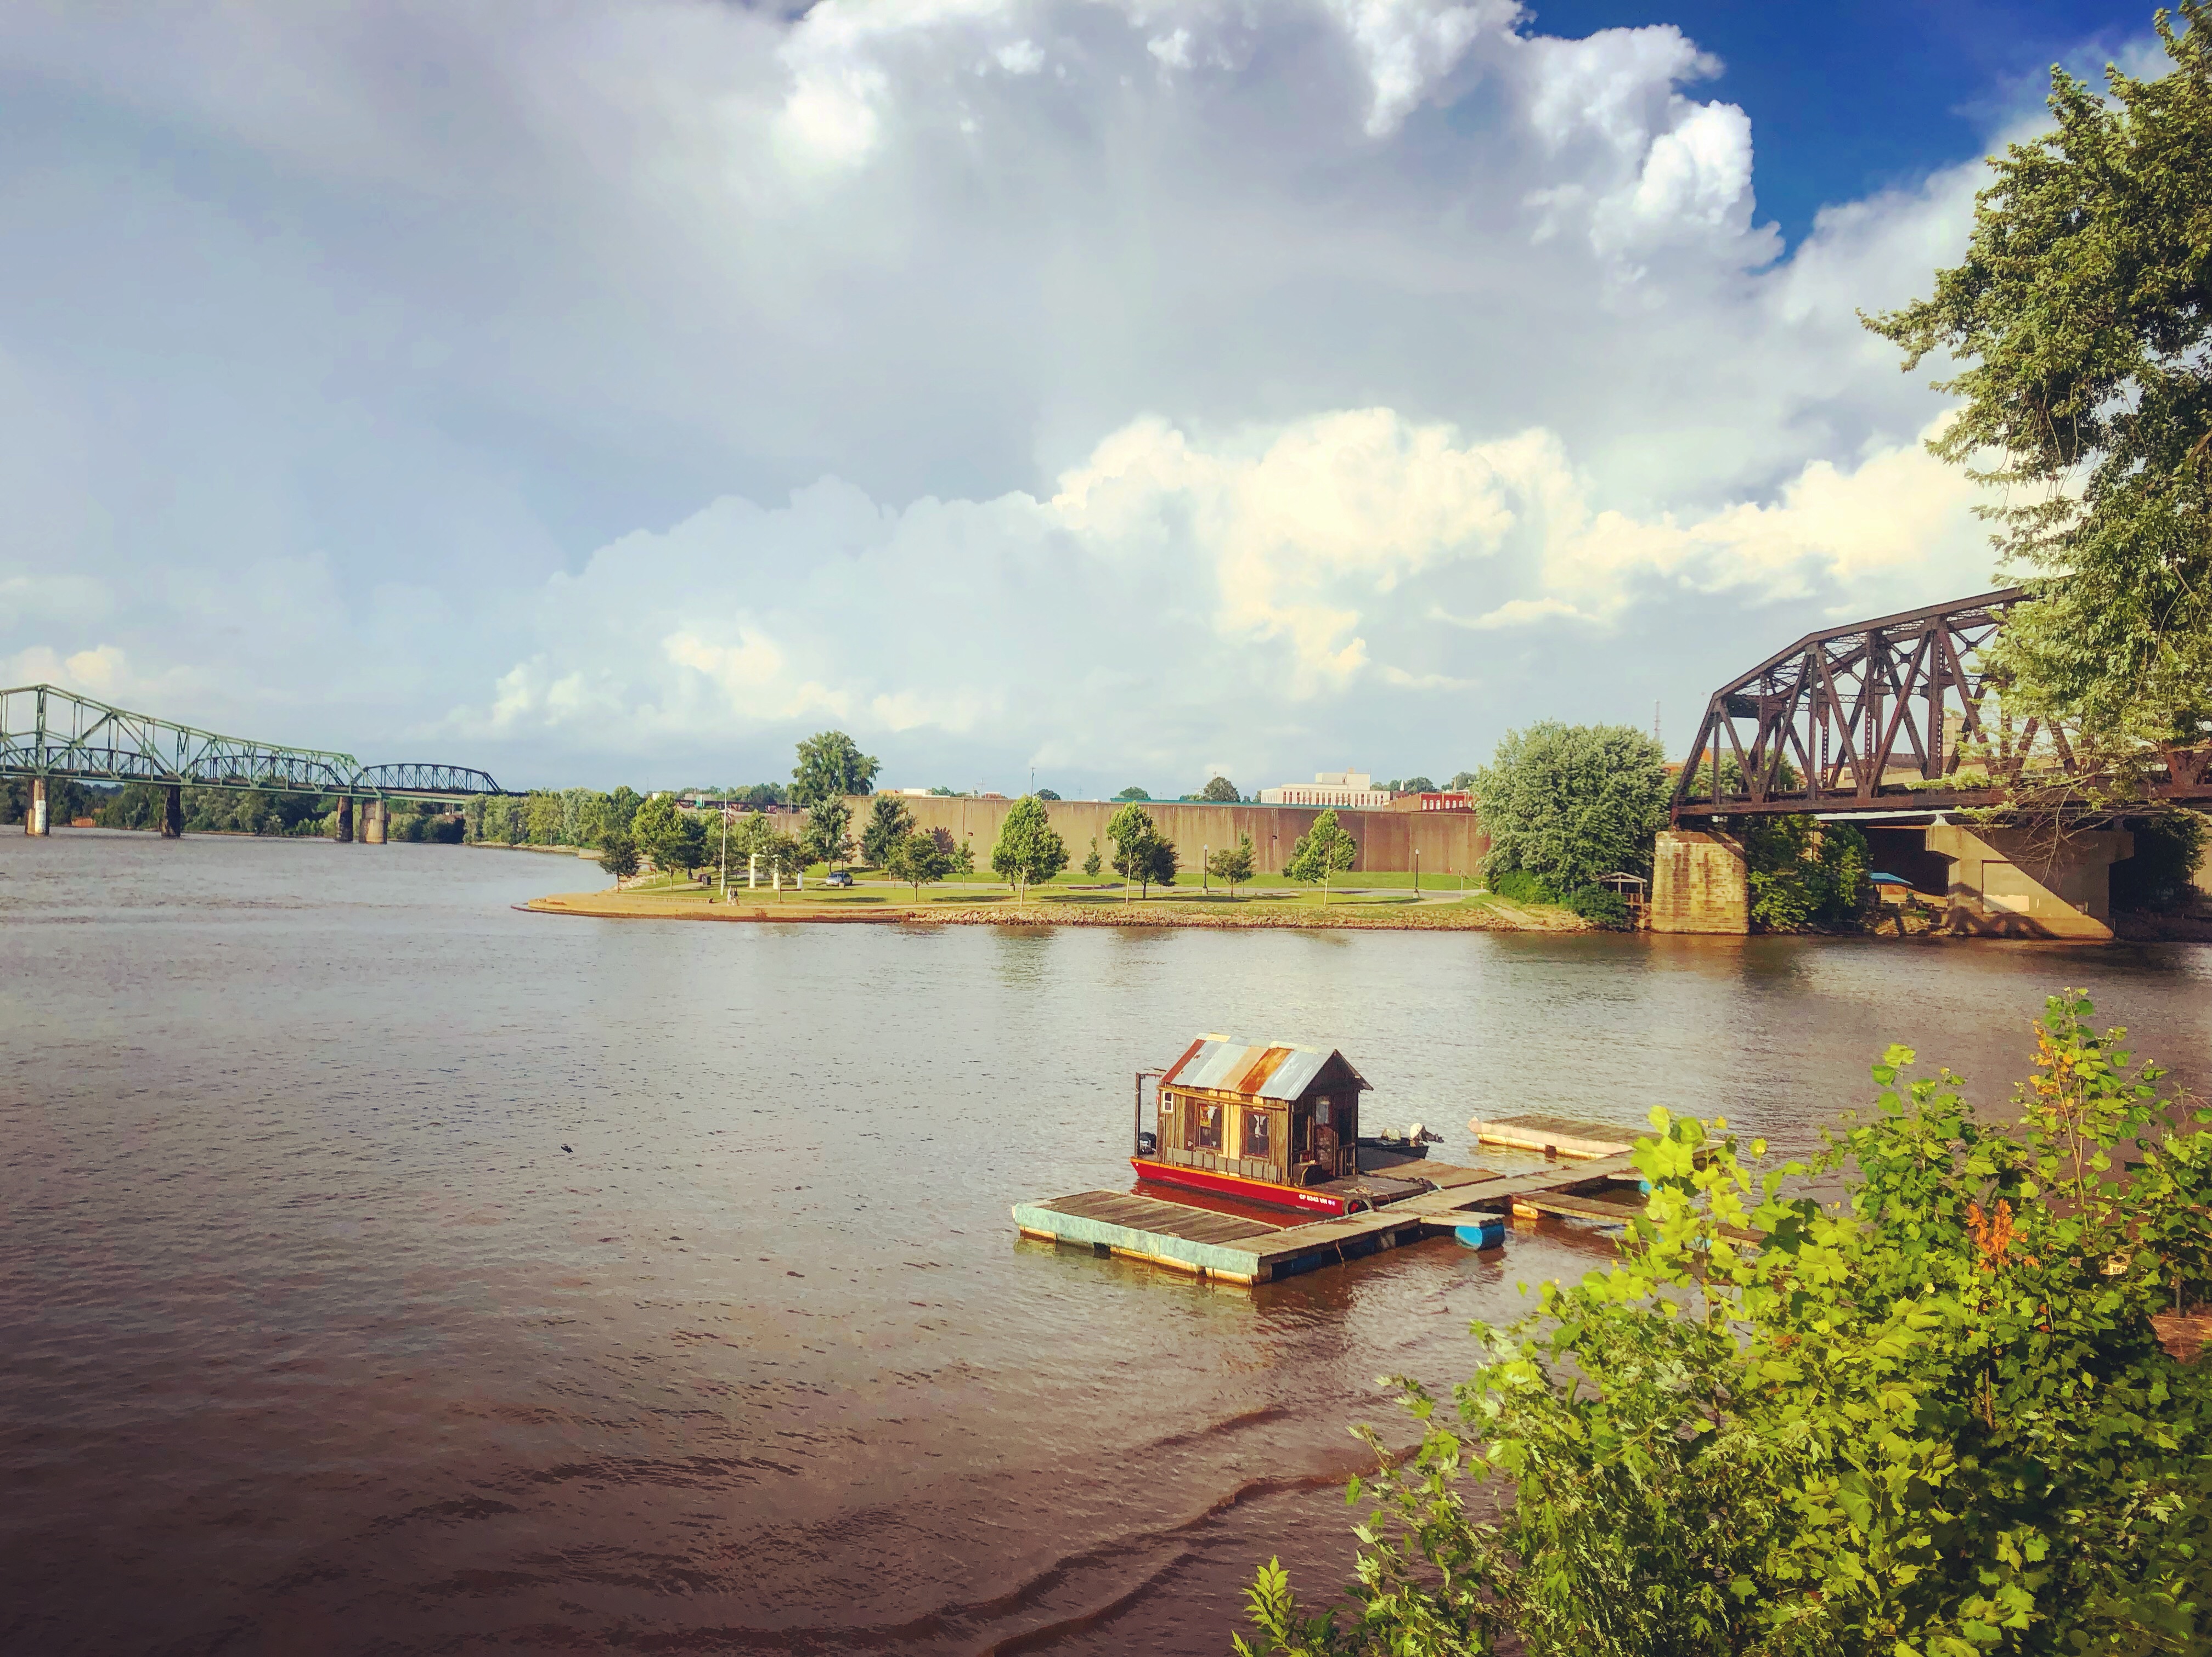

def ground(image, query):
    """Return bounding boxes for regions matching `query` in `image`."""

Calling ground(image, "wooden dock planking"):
[1468,1113,1640,1160]
[1012,1150,1767,1287]
[1502,1186,1764,1244]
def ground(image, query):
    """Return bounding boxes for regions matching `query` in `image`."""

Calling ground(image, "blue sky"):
[1533,0,2138,244]
[0,1,2172,796]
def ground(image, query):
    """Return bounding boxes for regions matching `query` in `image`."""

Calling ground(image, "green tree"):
[524,790,565,845]
[1445,770,1477,793]
[1035,788,1061,800]
[989,795,1069,898]
[1082,836,1102,878]
[1200,776,1239,802]
[947,829,975,877]
[803,798,854,869]
[605,785,643,834]
[1743,817,1870,931]
[1391,774,1436,794]
[859,794,916,868]
[885,828,955,895]
[764,828,809,886]
[1112,786,1151,801]
[1107,802,1177,897]
[1238,993,2212,1656]
[2112,810,2208,912]
[1475,722,1668,893]
[597,829,640,880]
[630,795,689,881]
[791,731,881,807]
[1206,833,1256,897]
[1285,810,1357,903]
[1865,4,2212,762]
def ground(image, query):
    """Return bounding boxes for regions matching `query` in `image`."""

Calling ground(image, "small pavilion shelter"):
[1154,1036,1372,1187]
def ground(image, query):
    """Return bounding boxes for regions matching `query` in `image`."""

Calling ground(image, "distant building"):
[1383,791,1472,812]
[1259,771,1394,810]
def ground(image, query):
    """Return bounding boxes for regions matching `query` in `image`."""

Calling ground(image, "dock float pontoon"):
[1016,1037,1680,1285]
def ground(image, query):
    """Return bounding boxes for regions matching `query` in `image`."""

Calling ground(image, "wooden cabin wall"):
[1150,1086,1289,1184]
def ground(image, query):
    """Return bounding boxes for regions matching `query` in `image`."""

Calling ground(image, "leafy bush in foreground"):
[1238,993,2212,1656]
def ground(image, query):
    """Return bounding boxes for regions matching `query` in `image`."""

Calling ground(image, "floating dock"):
[1015,1128,1663,1285]
[1466,1112,1639,1160]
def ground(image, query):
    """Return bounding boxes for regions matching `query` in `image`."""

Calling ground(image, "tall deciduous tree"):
[630,794,684,879]
[804,798,854,869]
[791,732,881,807]
[1866,3,2212,758]
[989,795,1068,898]
[1475,723,1668,893]
[1107,802,1177,898]
[1200,776,1240,801]
[860,794,916,867]
[1285,810,1357,903]
[597,830,640,881]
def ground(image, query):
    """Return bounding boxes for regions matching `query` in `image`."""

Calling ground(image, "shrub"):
[1237,992,2212,1656]
[1490,868,1556,906]
[1561,885,1630,929]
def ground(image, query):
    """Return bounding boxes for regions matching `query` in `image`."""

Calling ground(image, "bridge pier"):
[1650,830,1748,934]
[25,776,49,836]
[362,798,387,844]
[161,784,183,839]
[1923,823,2130,940]
[334,797,354,844]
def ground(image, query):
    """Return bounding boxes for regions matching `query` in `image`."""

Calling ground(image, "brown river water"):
[4,829,2208,1655]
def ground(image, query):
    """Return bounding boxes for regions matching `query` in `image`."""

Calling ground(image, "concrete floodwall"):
[848,796,1487,876]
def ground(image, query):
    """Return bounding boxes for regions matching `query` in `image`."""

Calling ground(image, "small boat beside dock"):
[1014,1034,1674,1284]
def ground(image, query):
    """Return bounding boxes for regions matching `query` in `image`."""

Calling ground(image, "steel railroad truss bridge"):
[1659,587,2211,938]
[2,682,509,840]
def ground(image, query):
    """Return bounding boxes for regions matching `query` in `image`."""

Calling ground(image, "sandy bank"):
[523,890,1582,932]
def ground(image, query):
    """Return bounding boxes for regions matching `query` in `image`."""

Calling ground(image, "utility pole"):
[718,790,729,900]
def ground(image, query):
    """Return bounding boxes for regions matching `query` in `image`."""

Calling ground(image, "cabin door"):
[1312,1111,1341,1179]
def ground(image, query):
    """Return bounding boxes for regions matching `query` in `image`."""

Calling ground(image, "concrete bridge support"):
[1923,823,2131,940]
[362,798,387,844]
[24,776,49,835]
[334,797,354,844]
[1650,830,1748,934]
[161,784,183,839]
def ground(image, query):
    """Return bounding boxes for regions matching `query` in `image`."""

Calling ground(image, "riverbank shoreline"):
[523,888,1585,931]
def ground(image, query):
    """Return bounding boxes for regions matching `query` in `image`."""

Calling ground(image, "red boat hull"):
[1130,1157,1352,1217]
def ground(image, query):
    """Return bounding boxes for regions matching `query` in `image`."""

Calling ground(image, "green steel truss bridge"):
[2,683,507,805]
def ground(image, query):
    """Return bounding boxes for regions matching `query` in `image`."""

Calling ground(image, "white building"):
[1259,770,1394,810]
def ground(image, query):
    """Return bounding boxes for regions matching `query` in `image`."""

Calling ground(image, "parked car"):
[823,869,854,889]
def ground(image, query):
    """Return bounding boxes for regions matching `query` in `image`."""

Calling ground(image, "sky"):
[0,0,2160,797]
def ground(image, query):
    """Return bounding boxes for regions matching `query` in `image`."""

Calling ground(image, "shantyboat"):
[1130,1034,1434,1217]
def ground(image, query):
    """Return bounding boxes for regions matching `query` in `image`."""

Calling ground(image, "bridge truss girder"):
[1673,588,2062,821]
[0,684,507,801]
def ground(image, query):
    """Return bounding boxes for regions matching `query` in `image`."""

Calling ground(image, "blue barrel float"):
[1453,1217,1506,1250]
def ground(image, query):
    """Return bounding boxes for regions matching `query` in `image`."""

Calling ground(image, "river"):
[4,829,2207,1654]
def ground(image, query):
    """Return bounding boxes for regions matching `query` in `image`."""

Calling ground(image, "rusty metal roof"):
[1160,1034,1369,1101]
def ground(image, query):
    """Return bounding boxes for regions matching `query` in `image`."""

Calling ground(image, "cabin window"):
[1242,1109,1273,1158]
[1193,1102,1223,1151]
